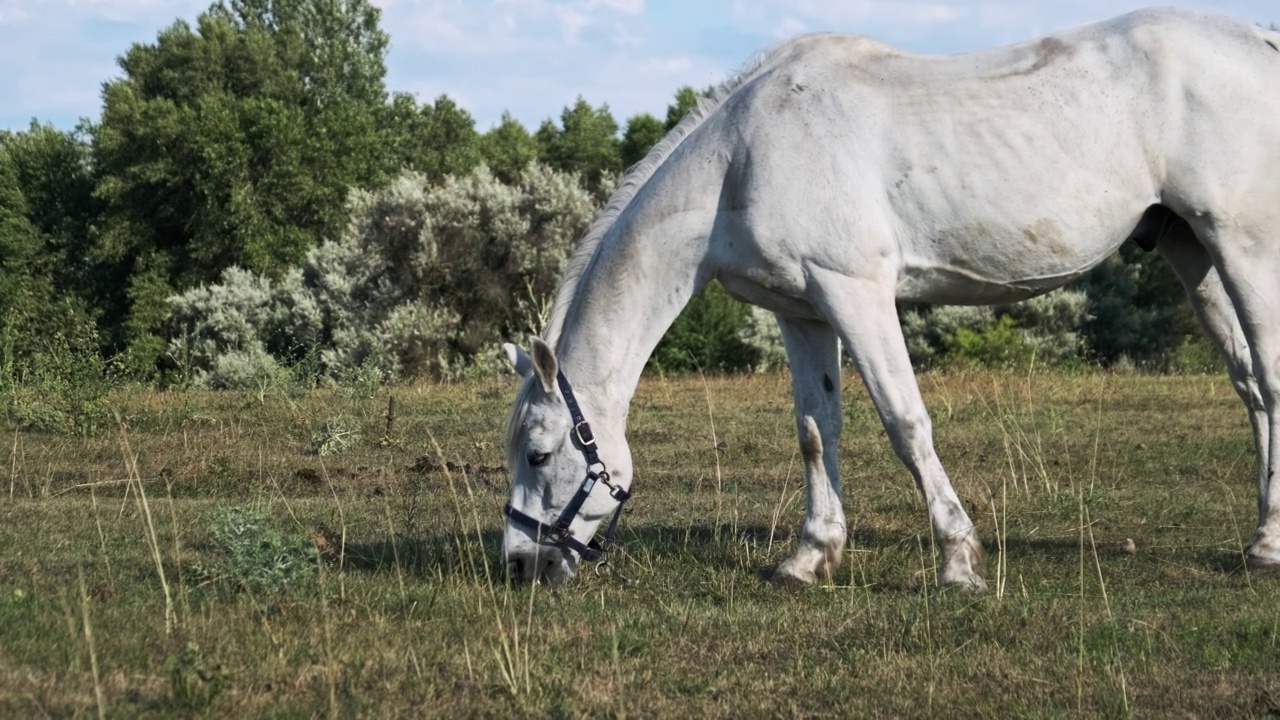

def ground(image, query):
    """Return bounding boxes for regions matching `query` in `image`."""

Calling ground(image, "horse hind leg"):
[1192,218,1280,570]
[811,269,987,590]
[772,316,847,587]
[1155,221,1269,526]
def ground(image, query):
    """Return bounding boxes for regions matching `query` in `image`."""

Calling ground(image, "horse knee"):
[798,416,824,463]
[884,408,934,464]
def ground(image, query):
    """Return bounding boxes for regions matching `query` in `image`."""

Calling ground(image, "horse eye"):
[528,451,551,468]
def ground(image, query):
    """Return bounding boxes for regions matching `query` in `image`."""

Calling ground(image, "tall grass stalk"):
[988,473,1009,599]
[117,416,174,635]
[320,461,349,601]
[697,366,726,535]
[89,487,115,594]
[431,433,535,697]
[382,494,410,608]
[8,427,18,499]
[1085,503,1130,715]
[77,566,106,720]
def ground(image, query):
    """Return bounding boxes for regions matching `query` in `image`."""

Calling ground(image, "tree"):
[649,281,758,373]
[480,112,542,184]
[0,122,100,308]
[665,86,704,130]
[1070,243,1196,367]
[92,0,397,373]
[620,113,665,169]
[386,93,482,181]
[0,144,97,377]
[537,97,621,195]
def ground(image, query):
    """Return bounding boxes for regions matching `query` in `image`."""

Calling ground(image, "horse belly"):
[895,218,1125,305]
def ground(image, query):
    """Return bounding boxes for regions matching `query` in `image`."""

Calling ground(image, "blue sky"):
[1,0,1276,134]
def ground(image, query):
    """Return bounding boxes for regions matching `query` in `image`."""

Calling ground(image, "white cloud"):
[587,0,643,15]
[638,56,692,77]
[6,0,1280,134]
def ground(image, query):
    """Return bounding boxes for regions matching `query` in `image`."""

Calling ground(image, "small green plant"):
[200,506,317,594]
[311,416,361,456]
[0,324,112,435]
[945,315,1034,368]
[165,642,226,712]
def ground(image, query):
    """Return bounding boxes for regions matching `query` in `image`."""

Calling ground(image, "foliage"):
[536,97,622,197]
[665,86,706,130]
[386,93,482,180]
[311,415,360,456]
[649,281,759,372]
[169,163,596,384]
[481,112,543,184]
[202,506,317,594]
[900,289,1091,369]
[92,0,397,371]
[1070,244,1198,368]
[739,307,789,371]
[165,643,227,713]
[620,113,665,168]
[0,135,108,432]
[945,315,1033,367]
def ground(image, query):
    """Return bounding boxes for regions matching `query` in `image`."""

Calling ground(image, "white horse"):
[500,7,1280,589]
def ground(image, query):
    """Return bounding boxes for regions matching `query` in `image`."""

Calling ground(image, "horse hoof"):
[940,573,989,592]
[771,564,817,590]
[1245,554,1280,575]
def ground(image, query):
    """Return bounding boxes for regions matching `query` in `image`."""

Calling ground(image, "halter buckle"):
[573,421,596,448]
[546,522,572,544]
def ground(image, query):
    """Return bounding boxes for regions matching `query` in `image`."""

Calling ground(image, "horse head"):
[501,338,634,583]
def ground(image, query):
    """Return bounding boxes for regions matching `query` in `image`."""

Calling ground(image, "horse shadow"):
[332,525,1258,588]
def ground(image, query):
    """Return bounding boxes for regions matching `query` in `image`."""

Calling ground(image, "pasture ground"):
[2,369,1279,717]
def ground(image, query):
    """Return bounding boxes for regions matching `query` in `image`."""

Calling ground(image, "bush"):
[649,281,759,372]
[168,163,596,384]
[200,507,317,594]
[0,319,112,435]
[900,288,1091,369]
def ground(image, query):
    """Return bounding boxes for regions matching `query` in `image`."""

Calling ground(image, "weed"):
[197,506,317,594]
[165,642,226,713]
[310,416,360,456]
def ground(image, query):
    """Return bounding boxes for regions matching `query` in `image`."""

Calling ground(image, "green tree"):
[0,146,98,382]
[0,122,101,310]
[1070,243,1196,367]
[537,97,621,195]
[480,112,542,184]
[93,0,396,373]
[649,281,758,373]
[386,93,482,180]
[665,86,703,130]
[620,113,665,169]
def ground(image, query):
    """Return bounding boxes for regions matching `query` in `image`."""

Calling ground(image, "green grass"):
[3,369,1279,717]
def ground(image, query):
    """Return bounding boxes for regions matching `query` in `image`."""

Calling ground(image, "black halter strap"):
[503,370,631,563]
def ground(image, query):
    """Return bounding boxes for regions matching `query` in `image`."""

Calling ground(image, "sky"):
[1,0,1277,133]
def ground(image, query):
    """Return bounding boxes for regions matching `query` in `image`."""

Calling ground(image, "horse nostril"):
[507,556,529,581]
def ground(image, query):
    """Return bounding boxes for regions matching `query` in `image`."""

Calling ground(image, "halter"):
[503,370,631,563]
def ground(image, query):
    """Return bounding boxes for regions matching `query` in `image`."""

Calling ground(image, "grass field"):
[3,368,1279,717]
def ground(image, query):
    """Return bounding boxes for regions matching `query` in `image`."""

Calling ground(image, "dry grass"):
[2,369,1278,717]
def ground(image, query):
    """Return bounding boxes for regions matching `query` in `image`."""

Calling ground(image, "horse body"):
[502,8,1280,587]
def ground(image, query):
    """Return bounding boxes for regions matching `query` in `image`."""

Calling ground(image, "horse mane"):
[539,50,782,348]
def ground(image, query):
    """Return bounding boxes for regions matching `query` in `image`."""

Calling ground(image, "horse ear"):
[529,336,558,394]
[504,343,534,377]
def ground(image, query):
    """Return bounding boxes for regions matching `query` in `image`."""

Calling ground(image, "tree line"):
[1,0,1215,420]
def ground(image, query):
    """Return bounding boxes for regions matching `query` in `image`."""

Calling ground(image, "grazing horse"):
[500,7,1280,589]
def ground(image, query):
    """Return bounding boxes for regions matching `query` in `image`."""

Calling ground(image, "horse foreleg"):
[1156,228,1270,526]
[773,316,847,587]
[814,270,988,590]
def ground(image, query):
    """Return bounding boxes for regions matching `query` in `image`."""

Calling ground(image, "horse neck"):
[553,171,723,417]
